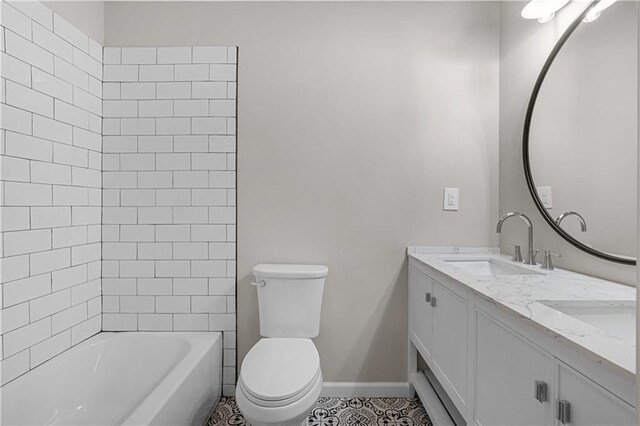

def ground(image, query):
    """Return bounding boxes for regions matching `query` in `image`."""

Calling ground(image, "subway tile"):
[192,296,226,313]
[0,52,31,86]
[53,186,87,206]
[103,48,121,65]
[210,100,236,117]
[227,82,236,100]
[174,314,208,331]
[51,264,87,291]
[3,229,51,258]
[156,189,190,206]
[0,350,29,386]
[209,243,235,260]
[156,118,190,135]
[71,243,101,265]
[193,47,227,64]
[0,155,29,182]
[71,313,101,345]
[121,82,155,100]
[53,14,89,52]
[138,243,172,260]
[5,80,54,117]
[121,47,156,65]
[33,115,73,145]
[0,255,30,284]
[30,329,70,368]
[53,57,88,91]
[102,83,120,99]
[173,278,208,296]
[54,143,88,167]
[55,100,89,129]
[3,273,51,307]
[32,68,73,103]
[173,171,208,188]
[72,167,101,188]
[102,296,119,313]
[120,118,155,135]
[70,279,100,304]
[71,48,102,82]
[4,317,51,357]
[88,75,102,97]
[29,289,70,322]
[1,104,32,135]
[103,65,138,82]
[0,207,30,231]
[73,127,101,151]
[227,47,237,64]
[102,207,137,224]
[102,243,136,260]
[209,207,236,224]
[155,261,190,278]
[138,136,172,153]
[192,153,226,171]
[156,82,190,99]
[192,117,226,135]
[102,118,121,135]
[138,171,172,188]
[9,1,53,31]
[156,153,190,170]
[191,82,227,99]
[157,47,191,64]
[31,206,71,229]
[120,154,156,171]
[191,260,226,278]
[210,64,236,82]
[1,2,32,40]
[139,100,172,118]
[103,136,137,153]
[103,100,137,118]
[30,248,71,275]
[209,278,235,296]
[120,296,155,313]
[52,227,88,250]
[32,23,72,62]
[175,64,208,81]
[88,39,102,62]
[173,242,207,259]
[1,302,29,334]
[173,207,208,224]
[120,224,155,242]
[139,65,173,82]
[4,182,51,206]
[138,207,172,224]
[191,225,226,242]
[102,278,136,296]
[209,313,236,330]
[138,314,172,331]
[174,100,208,117]
[102,314,137,331]
[156,295,190,313]
[174,135,208,153]
[209,171,236,188]
[5,30,53,73]
[119,261,154,278]
[72,87,101,116]
[30,161,71,185]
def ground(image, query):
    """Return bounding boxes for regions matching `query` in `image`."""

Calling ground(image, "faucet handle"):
[541,250,561,270]
[508,244,523,263]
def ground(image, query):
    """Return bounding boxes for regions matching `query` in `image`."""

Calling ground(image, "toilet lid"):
[240,338,320,402]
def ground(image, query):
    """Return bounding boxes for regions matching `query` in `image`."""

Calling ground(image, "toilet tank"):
[253,264,328,338]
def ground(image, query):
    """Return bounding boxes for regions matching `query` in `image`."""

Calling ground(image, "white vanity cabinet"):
[408,266,469,413]
[407,259,636,426]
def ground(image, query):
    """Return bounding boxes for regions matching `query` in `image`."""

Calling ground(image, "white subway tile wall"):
[0,0,103,385]
[101,46,237,395]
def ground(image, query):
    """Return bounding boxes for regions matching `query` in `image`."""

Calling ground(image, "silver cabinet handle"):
[534,380,547,403]
[430,297,437,307]
[557,400,571,424]
[251,280,266,287]
[425,292,431,303]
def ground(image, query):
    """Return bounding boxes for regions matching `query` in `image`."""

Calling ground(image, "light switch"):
[536,186,552,209]
[443,187,459,211]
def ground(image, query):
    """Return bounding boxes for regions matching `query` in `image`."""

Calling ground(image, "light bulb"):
[521,0,570,23]
[582,0,616,23]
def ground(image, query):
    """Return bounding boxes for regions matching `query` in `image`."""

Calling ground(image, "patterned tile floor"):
[208,396,432,425]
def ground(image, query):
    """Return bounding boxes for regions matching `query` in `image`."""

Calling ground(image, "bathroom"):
[0,0,637,424]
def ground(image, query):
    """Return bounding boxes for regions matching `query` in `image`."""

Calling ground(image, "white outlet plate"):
[443,187,459,211]
[536,186,553,209]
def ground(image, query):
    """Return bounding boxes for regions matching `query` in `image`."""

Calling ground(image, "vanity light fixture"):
[582,0,616,23]
[521,0,570,23]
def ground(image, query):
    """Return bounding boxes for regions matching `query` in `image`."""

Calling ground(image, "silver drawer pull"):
[425,292,431,303]
[557,400,571,424]
[534,380,547,403]
[251,280,266,287]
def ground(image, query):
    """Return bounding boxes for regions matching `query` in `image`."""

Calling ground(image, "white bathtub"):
[0,332,222,426]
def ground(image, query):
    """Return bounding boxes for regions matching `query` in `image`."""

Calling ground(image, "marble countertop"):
[408,246,636,377]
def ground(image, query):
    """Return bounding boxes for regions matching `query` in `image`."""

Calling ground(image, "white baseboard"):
[321,382,411,398]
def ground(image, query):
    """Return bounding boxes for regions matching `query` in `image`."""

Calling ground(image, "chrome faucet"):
[496,212,537,265]
[556,211,587,232]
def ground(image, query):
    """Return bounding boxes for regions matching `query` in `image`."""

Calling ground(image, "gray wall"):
[499,1,637,285]
[104,1,499,382]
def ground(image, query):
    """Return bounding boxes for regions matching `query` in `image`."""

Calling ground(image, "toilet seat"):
[239,338,321,408]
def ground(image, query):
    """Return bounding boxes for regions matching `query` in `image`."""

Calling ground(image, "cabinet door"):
[408,267,432,357]
[556,363,635,426]
[431,280,468,407]
[475,310,555,426]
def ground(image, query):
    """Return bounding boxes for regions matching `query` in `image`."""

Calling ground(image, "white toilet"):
[236,264,328,426]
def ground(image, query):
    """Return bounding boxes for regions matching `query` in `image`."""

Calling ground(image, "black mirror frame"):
[522,0,636,266]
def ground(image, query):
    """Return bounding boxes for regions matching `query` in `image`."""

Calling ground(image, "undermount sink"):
[539,300,636,342]
[445,259,545,277]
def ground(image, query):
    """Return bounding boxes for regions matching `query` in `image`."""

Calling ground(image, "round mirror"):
[524,0,637,265]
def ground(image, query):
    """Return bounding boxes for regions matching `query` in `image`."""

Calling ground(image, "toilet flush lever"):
[251,280,266,287]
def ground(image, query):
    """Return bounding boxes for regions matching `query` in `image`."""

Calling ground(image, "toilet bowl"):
[236,264,328,426]
[236,338,323,426]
